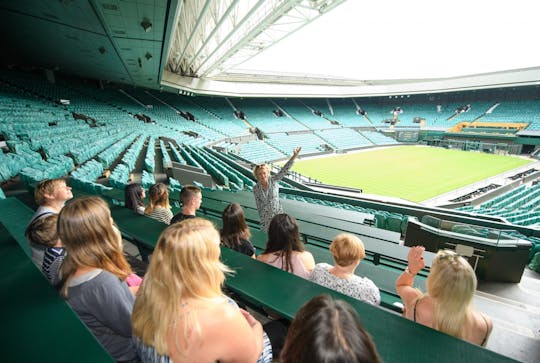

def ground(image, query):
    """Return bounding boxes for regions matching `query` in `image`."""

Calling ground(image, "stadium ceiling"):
[1,0,539,98]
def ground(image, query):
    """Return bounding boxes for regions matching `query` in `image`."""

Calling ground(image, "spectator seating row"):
[0,197,115,363]
[105,199,513,363]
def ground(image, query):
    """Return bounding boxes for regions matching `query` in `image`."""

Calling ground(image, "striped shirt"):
[146,207,173,225]
[42,247,66,286]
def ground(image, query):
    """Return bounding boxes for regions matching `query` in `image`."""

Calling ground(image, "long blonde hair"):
[145,183,170,214]
[426,249,477,339]
[132,218,231,355]
[58,196,132,296]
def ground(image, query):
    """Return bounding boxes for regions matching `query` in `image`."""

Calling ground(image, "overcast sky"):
[236,0,539,80]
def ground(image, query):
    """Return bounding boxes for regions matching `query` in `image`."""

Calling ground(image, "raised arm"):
[274,146,301,181]
[396,246,426,309]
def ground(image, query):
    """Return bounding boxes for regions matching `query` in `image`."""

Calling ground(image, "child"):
[26,178,73,267]
[25,214,65,286]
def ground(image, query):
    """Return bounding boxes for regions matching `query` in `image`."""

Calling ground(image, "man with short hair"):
[26,178,73,266]
[170,185,202,225]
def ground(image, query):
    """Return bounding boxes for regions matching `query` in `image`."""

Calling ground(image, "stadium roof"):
[1,0,539,97]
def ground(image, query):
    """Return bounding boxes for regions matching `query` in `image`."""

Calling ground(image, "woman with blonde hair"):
[132,218,273,363]
[252,146,301,232]
[396,246,492,346]
[310,233,380,305]
[58,196,138,363]
[145,182,173,224]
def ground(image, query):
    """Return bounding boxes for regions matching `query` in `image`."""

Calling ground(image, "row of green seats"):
[144,136,156,172]
[159,139,172,168]
[192,146,246,190]
[0,197,115,363]
[141,170,155,189]
[96,134,136,168]
[107,204,513,363]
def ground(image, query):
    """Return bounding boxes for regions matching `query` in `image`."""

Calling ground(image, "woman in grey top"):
[58,196,139,363]
[310,233,380,306]
[253,147,301,232]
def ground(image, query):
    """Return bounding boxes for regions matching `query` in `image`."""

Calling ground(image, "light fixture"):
[145,52,152,60]
[141,18,152,32]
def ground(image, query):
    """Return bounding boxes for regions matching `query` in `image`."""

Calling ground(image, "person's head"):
[125,183,145,211]
[266,214,303,252]
[146,183,170,214]
[58,196,131,294]
[426,249,477,338]
[132,218,230,354]
[330,233,365,268]
[26,214,60,247]
[34,178,72,207]
[220,203,250,248]
[179,185,202,211]
[253,163,269,183]
[281,295,381,363]
[264,214,304,272]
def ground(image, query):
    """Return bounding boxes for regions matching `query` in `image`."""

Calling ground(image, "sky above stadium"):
[236,0,539,80]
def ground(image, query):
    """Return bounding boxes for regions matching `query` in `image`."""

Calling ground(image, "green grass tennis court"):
[291,145,533,202]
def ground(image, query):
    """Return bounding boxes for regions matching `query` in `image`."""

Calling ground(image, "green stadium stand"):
[0,199,115,363]
[108,203,515,363]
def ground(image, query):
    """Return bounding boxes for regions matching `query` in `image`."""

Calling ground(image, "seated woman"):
[58,196,139,363]
[145,183,173,224]
[132,218,274,363]
[396,246,493,346]
[280,294,381,363]
[125,183,146,215]
[257,214,315,279]
[220,203,256,258]
[310,233,380,306]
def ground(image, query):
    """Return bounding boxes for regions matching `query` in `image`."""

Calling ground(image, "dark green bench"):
[0,197,36,255]
[106,207,515,363]
[0,199,115,363]
[110,205,412,312]
[220,248,515,363]
[200,189,433,272]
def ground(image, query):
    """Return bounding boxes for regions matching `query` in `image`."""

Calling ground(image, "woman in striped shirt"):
[145,183,173,224]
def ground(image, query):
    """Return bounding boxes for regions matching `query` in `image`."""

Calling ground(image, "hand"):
[407,246,425,275]
[292,146,301,158]
[239,308,260,328]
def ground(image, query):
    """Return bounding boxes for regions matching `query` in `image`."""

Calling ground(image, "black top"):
[222,238,256,257]
[170,213,195,225]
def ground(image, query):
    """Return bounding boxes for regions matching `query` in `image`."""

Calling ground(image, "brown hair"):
[330,233,365,267]
[281,295,381,363]
[26,214,59,247]
[179,184,201,205]
[58,196,132,296]
[220,203,251,249]
[145,183,170,214]
[264,214,304,273]
[34,178,66,206]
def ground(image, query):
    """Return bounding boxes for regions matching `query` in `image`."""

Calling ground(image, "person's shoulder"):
[314,262,331,271]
